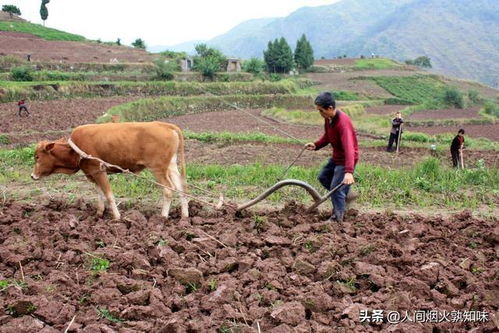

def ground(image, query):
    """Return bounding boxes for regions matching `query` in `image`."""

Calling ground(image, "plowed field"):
[0,200,497,332]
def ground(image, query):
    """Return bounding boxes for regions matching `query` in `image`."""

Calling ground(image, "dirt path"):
[0,200,496,332]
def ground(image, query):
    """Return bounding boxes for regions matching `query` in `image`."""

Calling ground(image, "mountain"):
[148,40,206,54]
[171,0,498,87]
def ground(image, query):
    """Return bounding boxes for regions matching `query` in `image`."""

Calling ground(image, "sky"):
[5,0,338,47]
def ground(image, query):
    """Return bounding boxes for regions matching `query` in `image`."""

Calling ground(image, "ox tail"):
[174,126,188,193]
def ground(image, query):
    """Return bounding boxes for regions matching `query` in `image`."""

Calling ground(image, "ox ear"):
[44,142,56,152]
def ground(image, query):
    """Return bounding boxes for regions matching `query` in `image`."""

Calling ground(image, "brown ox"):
[31,121,189,220]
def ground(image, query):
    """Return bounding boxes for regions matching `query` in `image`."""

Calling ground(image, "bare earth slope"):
[0,31,155,63]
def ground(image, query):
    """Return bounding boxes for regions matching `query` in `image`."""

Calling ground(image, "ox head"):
[31,139,80,180]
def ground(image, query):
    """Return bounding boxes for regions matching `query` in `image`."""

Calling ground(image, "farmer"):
[450,129,465,168]
[305,92,359,222]
[17,99,29,117]
[386,111,404,152]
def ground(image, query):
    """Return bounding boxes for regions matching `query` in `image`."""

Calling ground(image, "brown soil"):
[0,31,155,64]
[314,58,358,66]
[408,107,481,120]
[408,124,499,142]
[0,97,140,146]
[0,200,497,332]
[0,12,24,22]
[184,141,498,169]
[164,109,318,141]
[2,102,497,167]
[441,77,499,99]
[366,105,405,115]
[305,72,393,98]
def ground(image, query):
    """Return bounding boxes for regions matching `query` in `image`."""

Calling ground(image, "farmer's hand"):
[343,173,355,185]
[305,143,316,151]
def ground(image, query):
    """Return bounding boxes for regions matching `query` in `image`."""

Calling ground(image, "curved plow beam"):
[236,179,343,212]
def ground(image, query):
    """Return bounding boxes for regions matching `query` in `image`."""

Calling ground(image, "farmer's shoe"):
[328,211,344,223]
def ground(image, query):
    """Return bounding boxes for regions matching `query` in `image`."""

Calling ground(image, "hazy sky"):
[7,0,338,47]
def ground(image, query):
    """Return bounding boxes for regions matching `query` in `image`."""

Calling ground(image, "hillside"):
[184,0,499,87]
[0,16,155,63]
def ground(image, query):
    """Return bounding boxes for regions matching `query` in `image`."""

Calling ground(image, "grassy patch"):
[481,102,499,118]
[370,75,449,106]
[185,130,303,145]
[0,80,308,103]
[96,307,124,323]
[262,105,365,125]
[0,21,85,41]
[355,58,401,70]
[99,94,312,123]
[2,147,497,210]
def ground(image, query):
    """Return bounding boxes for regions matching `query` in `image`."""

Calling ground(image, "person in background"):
[305,92,359,222]
[386,111,404,152]
[450,129,465,168]
[17,99,29,117]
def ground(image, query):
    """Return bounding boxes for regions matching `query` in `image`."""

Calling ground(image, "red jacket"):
[314,110,359,173]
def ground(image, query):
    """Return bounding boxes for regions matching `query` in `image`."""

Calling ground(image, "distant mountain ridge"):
[163,0,499,87]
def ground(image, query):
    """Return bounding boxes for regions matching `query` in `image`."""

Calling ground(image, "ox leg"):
[95,185,106,217]
[168,162,189,218]
[93,173,120,220]
[152,170,174,218]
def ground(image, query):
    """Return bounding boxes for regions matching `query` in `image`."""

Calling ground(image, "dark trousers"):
[318,158,351,219]
[387,132,400,151]
[451,149,460,168]
[18,106,29,116]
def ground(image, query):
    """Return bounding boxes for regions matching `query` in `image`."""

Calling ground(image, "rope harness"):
[67,138,228,210]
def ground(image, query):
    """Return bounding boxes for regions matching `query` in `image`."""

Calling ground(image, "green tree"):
[263,37,294,73]
[263,40,277,73]
[116,38,121,46]
[406,56,432,68]
[40,0,49,26]
[443,87,464,108]
[242,58,265,74]
[294,34,314,71]
[2,5,21,18]
[132,38,146,49]
[196,56,220,80]
[192,43,226,79]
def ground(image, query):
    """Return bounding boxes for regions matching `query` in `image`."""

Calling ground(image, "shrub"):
[467,89,482,104]
[132,38,146,49]
[0,55,24,70]
[482,102,499,118]
[333,91,361,101]
[443,87,464,108]
[269,73,282,82]
[242,58,265,74]
[0,135,10,145]
[196,56,220,80]
[153,58,178,81]
[384,98,414,105]
[10,66,33,81]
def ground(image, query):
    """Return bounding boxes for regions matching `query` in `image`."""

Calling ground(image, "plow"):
[234,180,343,212]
